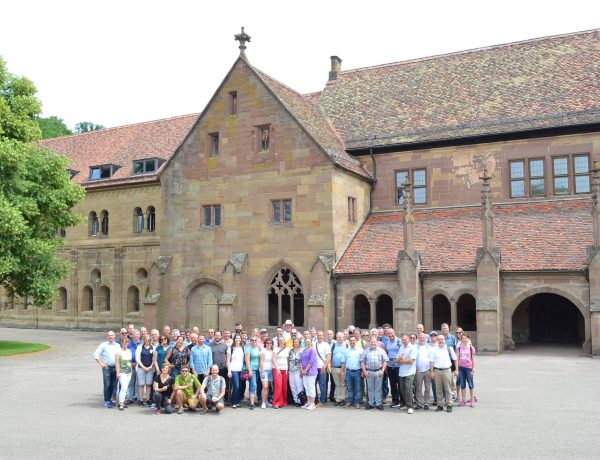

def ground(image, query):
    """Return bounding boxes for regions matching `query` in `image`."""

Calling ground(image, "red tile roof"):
[335,201,592,274]
[317,29,600,149]
[39,114,199,189]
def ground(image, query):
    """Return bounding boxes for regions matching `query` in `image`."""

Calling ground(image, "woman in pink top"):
[457,333,476,407]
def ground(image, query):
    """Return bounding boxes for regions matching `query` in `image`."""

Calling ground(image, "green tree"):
[0,56,85,307]
[74,121,104,133]
[37,116,72,139]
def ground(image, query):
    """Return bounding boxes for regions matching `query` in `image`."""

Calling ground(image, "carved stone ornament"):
[156,256,172,274]
[475,247,501,268]
[219,294,237,306]
[311,250,336,273]
[224,252,247,274]
[476,296,499,311]
[589,297,600,313]
[396,297,416,311]
[144,294,161,304]
[397,250,421,268]
[308,294,327,306]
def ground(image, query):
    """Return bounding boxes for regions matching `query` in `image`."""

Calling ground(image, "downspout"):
[419,272,425,325]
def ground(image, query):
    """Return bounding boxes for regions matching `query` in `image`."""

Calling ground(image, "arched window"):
[268,267,304,327]
[134,207,144,233]
[457,294,477,331]
[58,287,67,311]
[354,294,370,329]
[127,286,140,312]
[432,294,451,330]
[101,210,109,236]
[147,206,156,232]
[376,294,393,326]
[99,286,110,311]
[89,211,99,236]
[82,286,94,311]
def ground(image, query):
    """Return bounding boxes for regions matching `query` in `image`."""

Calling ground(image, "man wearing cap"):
[283,320,293,340]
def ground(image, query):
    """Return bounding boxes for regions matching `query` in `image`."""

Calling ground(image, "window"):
[348,197,356,222]
[127,286,140,312]
[99,286,110,312]
[67,169,78,179]
[396,169,427,205]
[58,287,67,311]
[89,211,99,236]
[82,286,93,311]
[268,267,304,327]
[552,154,590,195]
[146,206,156,232]
[510,159,546,198]
[89,164,114,180]
[134,208,144,233]
[101,210,109,236]
[260,127,270,151]
[203,205,222,227]
[229,91,238,115]
[272,199,292,223]
[209,133,219,157]
[132,158,159,175]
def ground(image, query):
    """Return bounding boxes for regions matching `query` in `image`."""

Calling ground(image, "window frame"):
[229,91,238,116]
[509,158,547,199]
[552,156,570,196]
[573,154,591,194]
[89,164,115,180]
[348,196,357,222]
[209,133,219,157]
[528,158,546,198]
[272,199,292,224]
[132,158,160,175]
[202,204,222,228]
[395,168,427,205]
[259,126,270,152]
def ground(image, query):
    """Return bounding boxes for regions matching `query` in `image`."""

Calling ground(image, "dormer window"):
[67,169,79,179]
[132,158,161,175]
[90,164,116,180]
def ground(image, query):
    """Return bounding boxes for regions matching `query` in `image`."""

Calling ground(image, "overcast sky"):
[1,0,598,130]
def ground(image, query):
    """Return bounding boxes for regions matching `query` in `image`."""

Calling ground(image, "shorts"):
[183,394,199,406]
[136,367,155,385]
[207,396,224,407]
[262,369,274,382]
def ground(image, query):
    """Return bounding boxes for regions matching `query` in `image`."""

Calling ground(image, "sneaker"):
[460,400,466,407]
[301,403,309,409]
[306,403,315,410]
[423,404,429,411]
[104,401,112,409]
[249,404,255,410]
[261,402,267,409]
[376,405,384,411]
[470,400,475,408]
[266,401,273,408]
[118,404,124,411]
[432,400,438,406]
[354,404,361,409]
[150,403,157,409]
[407,408,414,414]
[390,403,401,408]
[155,408,161,415]
[436,406,444,412]
[365,405,373,410]
[447,406,452,413]
[343,402,352,408]
[138,400,144,406]
[178,408,183,414]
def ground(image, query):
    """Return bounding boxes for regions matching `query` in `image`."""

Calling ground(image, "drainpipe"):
[333,272,338,332]
[369,148,377,209]
[419,272,425,325]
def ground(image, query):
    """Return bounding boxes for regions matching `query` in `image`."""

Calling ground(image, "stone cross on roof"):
[234,27,251,56]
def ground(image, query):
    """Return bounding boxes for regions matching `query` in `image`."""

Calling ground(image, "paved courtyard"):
[0,327,599,458]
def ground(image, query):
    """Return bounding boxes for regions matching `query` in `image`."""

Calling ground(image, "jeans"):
[345,369,362,404]
[399,373,415,409]
[102,366,117,403]
[387,366,400,405]
[127,368,137,400]
[230,371,243,405]
[153,390,170,408]
[458,366,474,389]
[316,369,328,403]
[382,370,389,400]
[249,369,259,395]
[365,370,383,407]
[218,368,229,402]
[329,370,336,401]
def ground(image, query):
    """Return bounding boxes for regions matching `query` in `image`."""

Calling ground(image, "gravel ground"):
[0,327,598,459]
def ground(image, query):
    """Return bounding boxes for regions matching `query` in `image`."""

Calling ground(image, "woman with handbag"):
[227,334,245,408]
[288,338,305,407]
[259,338,277,409]
[273,337,290,408]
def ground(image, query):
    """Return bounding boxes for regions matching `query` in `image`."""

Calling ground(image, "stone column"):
[450,299,457,328]
[587,160,600,355]
[369,297,376,329]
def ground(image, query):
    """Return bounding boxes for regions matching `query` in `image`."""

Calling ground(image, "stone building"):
[2,28,600,354]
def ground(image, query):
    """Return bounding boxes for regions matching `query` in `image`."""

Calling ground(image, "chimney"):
[329,56,342,81]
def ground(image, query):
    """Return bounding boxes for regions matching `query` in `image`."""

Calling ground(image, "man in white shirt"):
[315,330,332,407]
[430,334,458,412]
[415,332,433,410]
[93,330,121,408]
[396,334,417,414]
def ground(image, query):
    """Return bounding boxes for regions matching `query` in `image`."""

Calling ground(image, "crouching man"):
[198,365,226,413]
[173,365,201,414]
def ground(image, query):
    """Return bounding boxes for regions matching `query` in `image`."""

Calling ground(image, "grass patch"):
[0,340,49,356]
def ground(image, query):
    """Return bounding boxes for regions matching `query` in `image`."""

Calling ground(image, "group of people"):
[93,320,477,415]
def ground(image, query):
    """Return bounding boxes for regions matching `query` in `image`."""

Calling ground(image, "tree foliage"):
[74,121,104,133]
[0,56,85,307]
[38,116,72,139]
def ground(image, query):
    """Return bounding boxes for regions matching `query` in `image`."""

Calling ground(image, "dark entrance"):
[354,294,370,329]
[376,294,393,326]
[457,294,477,331]
[512,293,584,345]
[432,294,451,330]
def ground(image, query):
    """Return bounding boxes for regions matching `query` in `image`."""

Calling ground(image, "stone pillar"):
[307,294,327,331]
[587,160,600,355]
[309,251,335,330]
[450,299,457,328]
[155,256,172,330]
[369,297,376,329]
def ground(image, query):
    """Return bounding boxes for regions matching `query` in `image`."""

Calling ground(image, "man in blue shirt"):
[93,330,121,408]
[127,329,142,402]
[385,328,402,408]
[330,332,347,405]
[342,336,364,408]
[190,335,213,383]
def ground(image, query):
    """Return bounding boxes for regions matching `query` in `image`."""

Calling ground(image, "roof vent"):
[329,56,342,81]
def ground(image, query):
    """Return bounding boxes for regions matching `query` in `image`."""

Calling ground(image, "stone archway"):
[457,293,477,331]
[354,294,370,329]
[376,294,393,326]
[512,293,585,347]
[432,294,451,330]
[186,282,223,331]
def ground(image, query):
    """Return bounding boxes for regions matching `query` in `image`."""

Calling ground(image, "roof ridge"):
[338,28,600,75]
[252,66,305,97]
[40,113,200,142]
